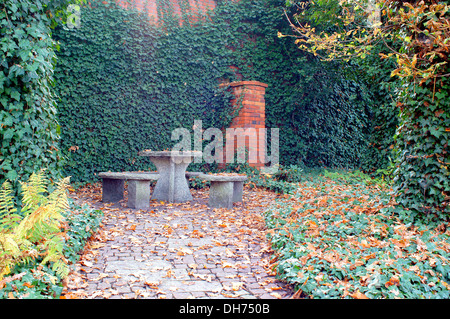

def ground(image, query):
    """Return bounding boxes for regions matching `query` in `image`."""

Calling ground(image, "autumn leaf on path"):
[144,281,160,289]
[221,261,236,269]
[177,247,193,256]
[270,292,282,299]
[223,282,245,291]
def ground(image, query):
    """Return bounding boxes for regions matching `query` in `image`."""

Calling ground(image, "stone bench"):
[198,173,247,209]
[185,171,202,179]
[185,171,202,184]
[98,172,159,209]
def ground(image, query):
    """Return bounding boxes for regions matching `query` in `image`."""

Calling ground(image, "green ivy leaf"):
[10,90,20,101]
[5,170,18,181]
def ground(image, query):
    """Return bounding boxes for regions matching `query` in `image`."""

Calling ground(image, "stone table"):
[138,151,202,203]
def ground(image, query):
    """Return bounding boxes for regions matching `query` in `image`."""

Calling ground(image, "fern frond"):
[0,234,21,257]
[0,233,24,280]
[0,262,11,280]
[0,214,22,235]
[20,170,48,216]
[15,171,68,242]
[0,182,14,212]
[48,176,70,213]
[14,207,43,241]
[40,234,69,278]
[52,259,70,278]
[0,182,18,226]
[0,172,71,280]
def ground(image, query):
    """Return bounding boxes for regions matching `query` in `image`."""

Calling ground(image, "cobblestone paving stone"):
[63,185,295,299]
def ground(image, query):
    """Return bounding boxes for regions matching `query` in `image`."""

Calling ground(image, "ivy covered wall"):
[53,0,236,182]
[54,0,375,183]
[394,74,450,220]
[0,0,76,195]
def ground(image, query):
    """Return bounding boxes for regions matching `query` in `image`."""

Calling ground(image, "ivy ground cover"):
[264,171,450,298]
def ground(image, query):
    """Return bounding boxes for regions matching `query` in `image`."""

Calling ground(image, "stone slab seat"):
[98,172,159,210]
[185,171,202,183]
[198,173,247,209]
[185,171,202,178]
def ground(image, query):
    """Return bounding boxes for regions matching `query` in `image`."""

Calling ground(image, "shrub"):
[63,200,103,264]
[272,165,303,183]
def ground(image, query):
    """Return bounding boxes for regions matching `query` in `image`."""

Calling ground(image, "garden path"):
[62,184,295,299]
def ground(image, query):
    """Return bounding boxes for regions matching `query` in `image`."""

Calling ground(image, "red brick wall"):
[116,0,216,22]
[221,81,268,169]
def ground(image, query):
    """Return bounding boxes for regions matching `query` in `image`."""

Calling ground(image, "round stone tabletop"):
[138,150,202,157]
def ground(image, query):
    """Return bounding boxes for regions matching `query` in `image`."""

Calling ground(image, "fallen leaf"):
[435,109,444,117]
[81,260,93,267]
[177,247,193,256]
[222,261,235,268]
[144,281,160,289]
[350,289,369,299]
[232,282,244,291]
[90,291,103,298]
[270,292,282,299]
[350,260,365,270]
[60,292,79,299]
[225,248,234,257]
[90,243,106,249]
[385,275,400,288]
[92,273,109,281]
[164,269,174,278]
[22,282,34,288]
[292,289,303,299]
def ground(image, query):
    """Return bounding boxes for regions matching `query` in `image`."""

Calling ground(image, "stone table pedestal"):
[138,151,202,203]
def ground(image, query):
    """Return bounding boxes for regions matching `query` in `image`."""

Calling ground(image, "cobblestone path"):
[63,186,294,299]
